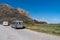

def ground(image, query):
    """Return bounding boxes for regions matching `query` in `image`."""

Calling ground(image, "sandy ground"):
[0,25,60,40]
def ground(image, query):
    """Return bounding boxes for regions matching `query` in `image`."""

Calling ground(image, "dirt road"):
[0,25,60,40]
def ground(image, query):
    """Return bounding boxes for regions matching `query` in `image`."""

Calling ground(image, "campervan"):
[11,20,24,29]
[3,21,9,26]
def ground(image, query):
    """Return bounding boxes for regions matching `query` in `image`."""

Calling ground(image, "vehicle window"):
[19,22,21,24]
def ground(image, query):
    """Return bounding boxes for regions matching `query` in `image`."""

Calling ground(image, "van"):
[3,21,9,26]
[11,20,24,29]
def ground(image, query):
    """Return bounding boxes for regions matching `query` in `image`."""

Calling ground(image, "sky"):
[0,0,60,24]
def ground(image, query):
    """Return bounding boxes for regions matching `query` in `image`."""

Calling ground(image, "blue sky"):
[0,0,60,24]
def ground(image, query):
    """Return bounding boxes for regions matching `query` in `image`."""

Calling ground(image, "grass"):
[26,24,60,36]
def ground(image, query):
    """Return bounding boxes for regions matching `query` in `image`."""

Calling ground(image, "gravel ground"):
[0,25,60,40]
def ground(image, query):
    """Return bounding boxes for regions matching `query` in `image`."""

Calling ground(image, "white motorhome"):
[3,21,9,26]
[11,20,25,29]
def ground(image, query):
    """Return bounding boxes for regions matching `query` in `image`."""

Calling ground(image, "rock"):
[0,4,31,21]
[17,8,29,17]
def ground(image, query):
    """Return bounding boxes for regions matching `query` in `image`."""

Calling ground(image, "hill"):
[0,4,32,22]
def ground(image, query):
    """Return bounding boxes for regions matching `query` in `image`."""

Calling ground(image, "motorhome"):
[3,21,9,26]
[11,20,24,29]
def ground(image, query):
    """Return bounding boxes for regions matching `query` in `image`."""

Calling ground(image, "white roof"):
[12,20,23,22]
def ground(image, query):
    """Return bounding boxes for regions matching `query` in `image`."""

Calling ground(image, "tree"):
[33,19,47,24]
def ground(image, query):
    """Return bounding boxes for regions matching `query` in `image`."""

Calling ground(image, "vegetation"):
[26,24,60,36]
[33,19,47,24]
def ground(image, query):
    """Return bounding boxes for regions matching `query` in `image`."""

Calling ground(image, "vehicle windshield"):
[19,22,21,25]
[12,22,22,25]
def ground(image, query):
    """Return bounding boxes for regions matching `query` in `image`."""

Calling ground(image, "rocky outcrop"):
[17,8,29,17]
[0,4,31,21]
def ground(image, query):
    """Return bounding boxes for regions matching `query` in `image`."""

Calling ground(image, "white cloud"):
[33,17,60,24]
